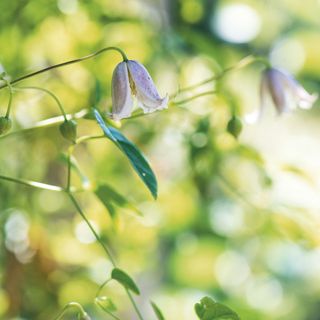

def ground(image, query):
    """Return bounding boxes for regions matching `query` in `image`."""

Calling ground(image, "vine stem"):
[173,54,266,95]
[14,86,68,120]
[0,46,128,90]
[53,302,88,320]
[95,300,122,320]
[67,192,117,266]
[5,82,13,118]
[0,174,63,192]
[126,288,144,320]
[0,170,145,319]
[172,90,217,105]
[67,192,145,320]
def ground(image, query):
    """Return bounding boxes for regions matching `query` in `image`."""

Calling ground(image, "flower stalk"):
[0,46,128,90]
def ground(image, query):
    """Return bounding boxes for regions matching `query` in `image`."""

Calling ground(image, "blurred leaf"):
[237,144,264,166]
[95,184,141,217]
[95,296,117,313]
[195,297,240,320]
[151,301,165,320]
[94,109,158,199]
[111,268,140,295]
[281,164,314,185]
[60,154,90,187]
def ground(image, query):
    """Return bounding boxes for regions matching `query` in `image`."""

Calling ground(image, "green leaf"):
[95,79,102,105]
[151,301,165,320]
[195,297,240,320]
[95,296,117,313]
[111,268,140,295]
[94,109,158,199]
[95,184,141,218]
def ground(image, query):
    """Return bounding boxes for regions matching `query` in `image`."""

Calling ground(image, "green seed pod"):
[0,116,12,135]
[227,116,242,138]
[59,120,77,143]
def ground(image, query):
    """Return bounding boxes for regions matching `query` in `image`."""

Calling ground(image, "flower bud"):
[0,116,12,135]
[59,120,77,143]
[227,116,242,138]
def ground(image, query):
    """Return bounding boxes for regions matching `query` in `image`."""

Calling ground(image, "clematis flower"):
[111,60,168,120]
[246,67,317,123]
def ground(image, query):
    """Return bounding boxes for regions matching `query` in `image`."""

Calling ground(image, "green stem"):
[67,193,145,320]
[14,86,68,120]
[53,302,88,320]
[173,55,264,96]
[66,152,72,192]
[216,174,259,210]
[0,47,128,90]
[0,174,63,192]
[172,90,216,105]
[76,134,105,144]
[0,109,88,140]
[95,301,122,320]
[67,192,117,266]
[5,82,13,118]
[126,288,144,320]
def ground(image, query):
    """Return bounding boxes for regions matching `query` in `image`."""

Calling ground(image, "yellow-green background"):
[1,0,320,319]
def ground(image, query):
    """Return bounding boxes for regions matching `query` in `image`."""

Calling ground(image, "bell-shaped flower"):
[111,60,168,120]
[246,67,317,123]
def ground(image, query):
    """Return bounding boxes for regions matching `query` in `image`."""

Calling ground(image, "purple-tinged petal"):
[279,72,318,110]
[127,60,168,113]
[111,61,133,120]
[266,69,289,114]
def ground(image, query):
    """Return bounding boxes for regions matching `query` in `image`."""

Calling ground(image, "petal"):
[266,69,289,114]
[111,61,133,120]
[127,60,168,113]
[279,72,318,109]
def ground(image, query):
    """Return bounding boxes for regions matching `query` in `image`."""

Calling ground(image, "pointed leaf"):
[195,297,240,320]
[94,109,158,199]
[95,184,141,218]
[151,301,165,320]
[95,296,117,313]
[111,268,140,295]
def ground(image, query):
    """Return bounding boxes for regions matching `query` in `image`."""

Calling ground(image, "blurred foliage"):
[1,0,320,319]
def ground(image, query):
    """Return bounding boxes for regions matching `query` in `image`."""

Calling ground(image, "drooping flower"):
[246,67,317,123]
[111,60,168,120]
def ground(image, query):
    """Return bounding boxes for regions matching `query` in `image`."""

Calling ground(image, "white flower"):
[246,68,317,123]
[111,60,168,120]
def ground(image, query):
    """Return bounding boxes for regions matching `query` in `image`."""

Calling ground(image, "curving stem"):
[0,46,128,90]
